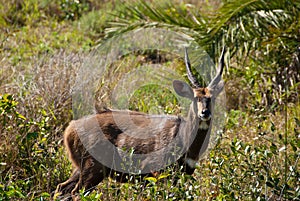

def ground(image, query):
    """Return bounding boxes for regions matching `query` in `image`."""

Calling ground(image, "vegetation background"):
[0,0,299,200]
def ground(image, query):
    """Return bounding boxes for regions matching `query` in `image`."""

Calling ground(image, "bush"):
[0,51,82,199]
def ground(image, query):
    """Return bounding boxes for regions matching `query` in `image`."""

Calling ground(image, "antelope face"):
[194,88,212,121]
[172,81,215,122]
[173,47,225,122]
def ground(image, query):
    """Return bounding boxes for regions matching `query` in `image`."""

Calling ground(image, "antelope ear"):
[208,46,226,96]
[209,80,224,97]
[173,80,194,100]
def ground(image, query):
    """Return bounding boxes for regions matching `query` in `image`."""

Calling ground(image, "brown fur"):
[54,111,184,200]
[55,95,212,200]
[194,88,211,96]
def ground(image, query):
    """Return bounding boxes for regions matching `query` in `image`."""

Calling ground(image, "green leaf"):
[17,113,26,120]
[144,176,157,183]
[158,173,170,180]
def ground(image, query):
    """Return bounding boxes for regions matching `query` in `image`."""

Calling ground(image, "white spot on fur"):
[185,158,199,169]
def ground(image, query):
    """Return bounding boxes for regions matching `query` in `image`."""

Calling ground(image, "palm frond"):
[204,0,300,60]
[105,0,207,39]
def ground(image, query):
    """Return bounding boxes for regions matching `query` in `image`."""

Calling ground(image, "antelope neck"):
[180,100,211,159]
[186,119,211,161]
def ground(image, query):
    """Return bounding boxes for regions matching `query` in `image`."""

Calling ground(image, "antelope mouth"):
[198,112,211,121]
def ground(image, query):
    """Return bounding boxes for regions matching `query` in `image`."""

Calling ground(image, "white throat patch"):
[199,121,209,130]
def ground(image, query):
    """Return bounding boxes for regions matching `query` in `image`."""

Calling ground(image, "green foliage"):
[77,9,111,39]
[0,94,71,199]
[0,0,42,27]
[0,0,91,26]
[210,123,299,199]
[129,84,180,114]
[105,0,205,39]
[207,0,300,109]
[0,0,94,67]
[106,0,300,109]
[59,0,90,20]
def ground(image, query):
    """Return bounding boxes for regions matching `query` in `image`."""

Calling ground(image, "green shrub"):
[0,93,69,199]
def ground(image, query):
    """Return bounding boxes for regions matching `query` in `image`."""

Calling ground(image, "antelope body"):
[55,48,225,199]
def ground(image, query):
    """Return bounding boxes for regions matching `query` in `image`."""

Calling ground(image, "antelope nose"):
[200,109,211,121]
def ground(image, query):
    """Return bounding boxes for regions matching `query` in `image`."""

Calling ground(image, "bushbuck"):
[55,47,226,199]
